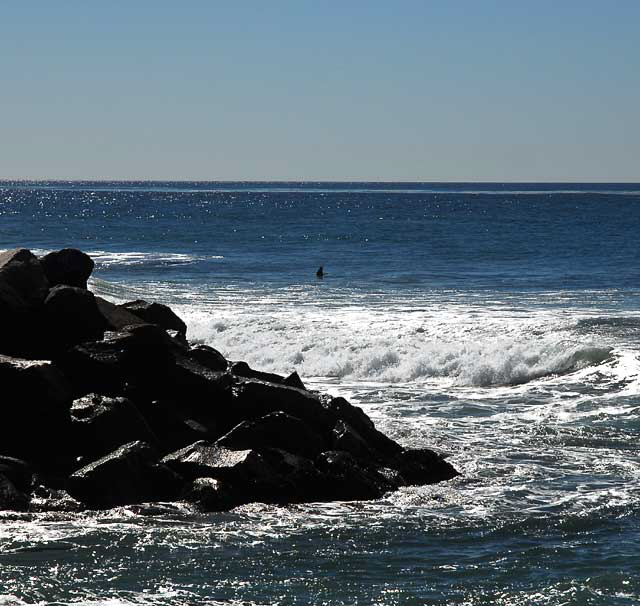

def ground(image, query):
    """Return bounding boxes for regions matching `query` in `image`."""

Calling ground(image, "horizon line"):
[1,178,639,185]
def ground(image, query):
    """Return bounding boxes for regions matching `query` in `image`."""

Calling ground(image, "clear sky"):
[1,1,639,181]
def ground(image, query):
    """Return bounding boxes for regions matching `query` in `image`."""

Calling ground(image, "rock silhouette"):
[0,247,459,512]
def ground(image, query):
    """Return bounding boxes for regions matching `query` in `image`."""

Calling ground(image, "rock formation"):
[0,247,459,512]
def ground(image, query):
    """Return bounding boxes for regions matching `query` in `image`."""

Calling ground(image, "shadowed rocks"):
[0,246,460,513]
[40,248,94,289]
[120,299,187,338]
[67,441,182,508]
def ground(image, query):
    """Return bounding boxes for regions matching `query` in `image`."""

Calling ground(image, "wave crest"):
[182,308,612,387]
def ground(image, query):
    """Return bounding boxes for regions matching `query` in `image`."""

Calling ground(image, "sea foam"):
[180,305,613,387]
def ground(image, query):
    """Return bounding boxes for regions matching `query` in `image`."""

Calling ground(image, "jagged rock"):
[171,356,232,398]
[70,394,158,459]
[315,451,396,501]
[0,355,73,464]
[40,248,94,289]
[182,477,237,511]
[216,411,325,458]
[283,370,306,390]
[57,325,178,398]
[0,245,461,511]
[67,441,183,508]
[248,448,323,504]
[120,300,187,338]
[0,248,49,308]
[230,361,284,384]
[166,329,188,346]
[330,420,374,459]
[231,379,333,432]
[95,296,147,331]
[166,356,233,422]
[0,249,49,357]
[134,399,217,454]
[0,473,29,511]
[323,397,403,460]
[0,456,33,493]
[188,344,228,372]
[43,285,107,352]
[162,441,269,482]
[389,448,459,486]
[178,448,323,508]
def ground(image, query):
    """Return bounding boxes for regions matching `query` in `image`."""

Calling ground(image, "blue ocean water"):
[1,182,639,605]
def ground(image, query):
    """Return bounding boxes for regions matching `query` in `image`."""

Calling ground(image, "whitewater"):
[1,181,639,605]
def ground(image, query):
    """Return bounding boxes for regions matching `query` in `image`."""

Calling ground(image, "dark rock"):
[231,379,333,432]
[323,397,403,460]
[0,355,73,464]
[247,448,323,504]
[95,296,147,331]
[172,355,232,398]
[182,477,237,511]
[127,322,189,353]
[0,456,33,493]
[230,361,284,384]
[70,393,158,459]
[40,248,94,289]
[0,473,29,511]
[167,355,233,421]
[162,441,269,482]
[67,441,183,508]
[166,329,188,346]
[330,420,374,459]
[43,285,107,353]
[188,344,228,372]
[57,325,178,398]
[0,249,49,357]
[390,448,459,486]
[178,448,324,508]
[315,451,396,501]
[283,370,306,390]
[120,300,187,338]
[0,248,49,308]
[216,411,325,458]
[133,399,217,454]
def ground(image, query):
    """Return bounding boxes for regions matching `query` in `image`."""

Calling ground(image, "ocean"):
[1,181,639,605]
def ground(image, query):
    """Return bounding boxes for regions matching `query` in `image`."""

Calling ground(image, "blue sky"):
[1,1,638,181]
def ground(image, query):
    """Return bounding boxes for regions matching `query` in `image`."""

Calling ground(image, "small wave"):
[87,250,223,268]
[0,249,223,268]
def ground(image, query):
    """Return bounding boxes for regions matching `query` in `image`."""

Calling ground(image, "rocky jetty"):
[0,248,459,512]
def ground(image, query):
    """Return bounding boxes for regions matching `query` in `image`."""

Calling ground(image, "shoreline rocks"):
[0,247,459,513]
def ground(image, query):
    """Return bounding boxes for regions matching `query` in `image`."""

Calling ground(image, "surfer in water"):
[316,266,324,279]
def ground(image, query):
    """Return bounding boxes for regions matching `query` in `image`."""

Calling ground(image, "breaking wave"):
[87,250,223,268]
[181,307,614,387]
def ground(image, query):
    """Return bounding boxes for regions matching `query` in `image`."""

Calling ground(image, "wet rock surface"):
[0,247,459,512]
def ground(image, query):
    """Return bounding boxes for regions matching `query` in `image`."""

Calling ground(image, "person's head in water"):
[316,266,324,278]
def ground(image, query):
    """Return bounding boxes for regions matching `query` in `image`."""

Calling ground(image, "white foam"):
[0,249,222,267]
[86,250,223,267]
[180,304,614,388]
